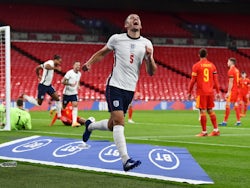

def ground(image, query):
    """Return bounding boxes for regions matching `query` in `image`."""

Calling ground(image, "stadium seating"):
[3,4,250,101]
[74,9,192,38]
[0,3,192,38]
[178,13,250,40]
[13,41,250,101]
[11,41,112,100]
[0,3,84,33]
[1,3,250,41]
[2,4,250,41]
[154,46,250,93]
[238,48,250,57]
[11,49,37,99]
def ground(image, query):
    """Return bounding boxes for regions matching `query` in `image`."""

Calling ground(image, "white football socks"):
[55,101,61,118]
[23,95,39,106]
[113,125,129,164]
[72,107,78,123]
[88,119,109,131]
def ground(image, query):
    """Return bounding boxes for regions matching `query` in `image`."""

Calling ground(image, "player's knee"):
[207,109,213,114]
[112,119,124,126]
[38,100,42,105]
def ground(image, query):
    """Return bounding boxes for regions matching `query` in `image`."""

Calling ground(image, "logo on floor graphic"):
[12,139,52,152]
[0,135,213,185]
[149,148,180,170]
[99,144,121,163]
[53,141,90,158]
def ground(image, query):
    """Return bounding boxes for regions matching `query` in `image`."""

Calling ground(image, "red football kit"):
[227,65,240,103]
[188,58,219,109]
[50,102,80,126]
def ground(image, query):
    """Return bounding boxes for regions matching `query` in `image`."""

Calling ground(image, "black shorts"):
[62,94,78,107]
[105,85,134,114]
[38,83,56,100]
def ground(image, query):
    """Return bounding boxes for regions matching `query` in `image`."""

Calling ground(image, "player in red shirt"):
[49,102,86,126]
[238,71,250,117]
[219,57,241,126]
[188,48,220,137]
[127,91,140,124]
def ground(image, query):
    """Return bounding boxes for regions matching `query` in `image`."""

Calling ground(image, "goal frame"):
[0,26,11,131]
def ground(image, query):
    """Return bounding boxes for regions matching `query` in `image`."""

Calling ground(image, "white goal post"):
[0,26,11,131]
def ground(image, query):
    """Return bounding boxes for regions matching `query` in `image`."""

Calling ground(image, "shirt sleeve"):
[146,39,153,52]
[106,34,117,50]
[228,68,234,78]
[191,64,198,77]
[64,70,71,80]
[44,60,54,69]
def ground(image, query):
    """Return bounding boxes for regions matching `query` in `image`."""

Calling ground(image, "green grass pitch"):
[0,110,250,188]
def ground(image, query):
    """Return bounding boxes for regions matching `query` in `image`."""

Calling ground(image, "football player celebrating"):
[81,14,157,171]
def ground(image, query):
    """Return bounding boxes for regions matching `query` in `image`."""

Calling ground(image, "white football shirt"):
[106,33,153,91]
[40,60,55,86]
[63,69,81,95]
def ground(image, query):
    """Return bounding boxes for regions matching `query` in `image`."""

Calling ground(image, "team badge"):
[113,100,119,107]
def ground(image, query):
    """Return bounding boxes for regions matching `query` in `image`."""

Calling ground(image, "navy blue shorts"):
[105,85,134,114]
[62,94,78,106]
[38,83,56,100]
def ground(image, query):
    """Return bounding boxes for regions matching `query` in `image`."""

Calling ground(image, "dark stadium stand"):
[237,48,250,58]
[74,9,192,38]
[0,4,84,33]
[1,2,250,101]
[178,13,250,40]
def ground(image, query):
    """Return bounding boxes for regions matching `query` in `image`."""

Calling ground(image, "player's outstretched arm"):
[82,45,111,72]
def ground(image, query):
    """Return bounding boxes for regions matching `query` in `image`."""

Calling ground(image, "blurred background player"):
[219,57,241,126]
[127,103,134,123]
[127,91,140,123]
[0,98,32,130]
[188,48,220,137]
[23,55,62,118]
[50,102,86,126]
[81,13,157,171]
[61,61,82,127]
[238,71,250,117]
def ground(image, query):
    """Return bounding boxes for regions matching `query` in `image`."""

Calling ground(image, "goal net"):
[0,26,11,131]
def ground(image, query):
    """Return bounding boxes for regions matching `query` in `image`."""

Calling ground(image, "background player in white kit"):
[82,14,157,171]
[61,61,82,127]
[24,55,62,117]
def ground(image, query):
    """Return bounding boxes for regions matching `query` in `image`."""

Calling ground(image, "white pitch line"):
[129,138,250,149]
[128,133,250,138]
[21,130,81,136]
[32,118,250,130]
[21,130,250,149]
[135,122,250,130]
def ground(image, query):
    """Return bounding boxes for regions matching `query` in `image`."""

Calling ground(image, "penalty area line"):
[21,130,250,149]
[128,137,250,149]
